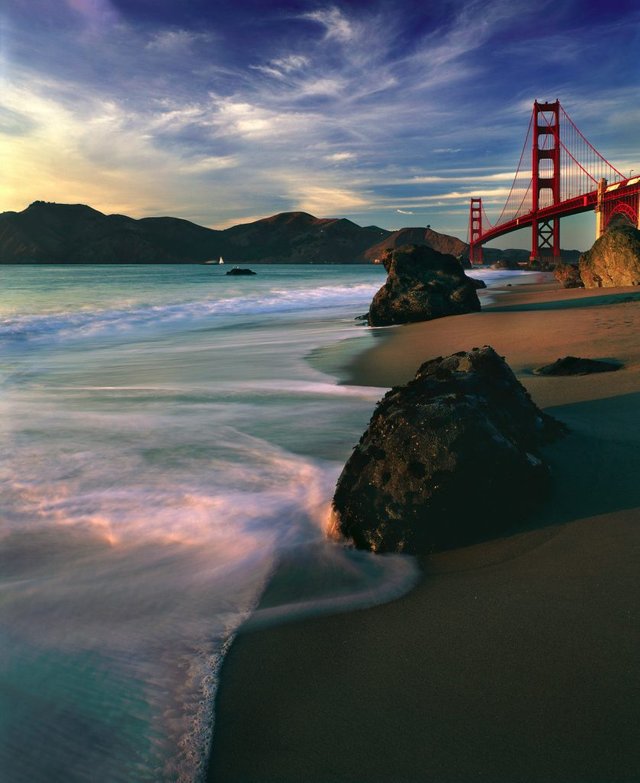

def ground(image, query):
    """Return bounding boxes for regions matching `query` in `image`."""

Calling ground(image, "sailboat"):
[218,256,224,265]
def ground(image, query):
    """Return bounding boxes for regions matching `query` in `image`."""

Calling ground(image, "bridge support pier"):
[595,178,607,239]
[530,217,560,264]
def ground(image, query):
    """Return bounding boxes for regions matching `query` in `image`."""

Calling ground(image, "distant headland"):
[0,201,581,265]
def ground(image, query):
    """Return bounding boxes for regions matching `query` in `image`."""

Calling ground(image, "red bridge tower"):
[530,100,560,262]
[467,99,638,266]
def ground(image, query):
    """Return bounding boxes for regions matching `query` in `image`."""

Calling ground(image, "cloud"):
[182,155,239,174]
[302,7,355,43]
[0,76,236,221]
[210,98,313,140]
[251,55,310,79]
[292,185,369,216]
[387,187,515,205]
[2,0,637,251]
[398,172,518,185]
[0,106,37,137]
[325,152,355,163]
[146,29,211,53]
[65,0,119,26]
[396,209,415,215]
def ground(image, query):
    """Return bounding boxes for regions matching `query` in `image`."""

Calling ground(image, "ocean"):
[0,263,511,782]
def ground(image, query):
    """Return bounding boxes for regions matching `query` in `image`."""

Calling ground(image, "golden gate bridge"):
[468,100,640,264]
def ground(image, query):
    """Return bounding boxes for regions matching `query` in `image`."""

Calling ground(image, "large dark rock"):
[367,244,481,326]
[331,347,564,554]
[554,262,584,289]
[579,225,640,288]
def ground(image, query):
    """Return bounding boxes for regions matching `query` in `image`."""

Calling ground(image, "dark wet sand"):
[207,280,640,782]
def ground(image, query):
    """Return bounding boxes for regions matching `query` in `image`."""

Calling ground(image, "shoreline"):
[207,278,640,782]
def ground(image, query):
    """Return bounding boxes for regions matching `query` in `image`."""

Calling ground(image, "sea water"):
[0,264,514,782]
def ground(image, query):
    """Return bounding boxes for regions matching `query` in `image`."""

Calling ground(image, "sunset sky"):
[2,0,639,248]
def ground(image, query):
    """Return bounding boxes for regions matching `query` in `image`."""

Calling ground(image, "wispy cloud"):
[65,0,120,28]
[146,29,213,53]
[325,152,356,163]
[302,7,355,43]
[1,0,638,249]
[251,55,310,79]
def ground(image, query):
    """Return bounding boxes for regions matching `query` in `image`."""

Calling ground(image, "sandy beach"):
[207,277,640,782]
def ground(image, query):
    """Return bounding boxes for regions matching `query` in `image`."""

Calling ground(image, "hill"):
[0,202,223,264]
[221,212,389,264]
[0,201,584,265]
[0,202,390,264]
[364,226,468,261]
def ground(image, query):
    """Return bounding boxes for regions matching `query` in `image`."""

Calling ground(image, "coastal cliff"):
[579,224,640,287]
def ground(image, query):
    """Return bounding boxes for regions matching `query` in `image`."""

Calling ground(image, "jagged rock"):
[226,267,256,275]
[579,225,640,288]
[367,245,481,326]
[330,347,565,554]
[554,262,584,288]
[533,356,622,376]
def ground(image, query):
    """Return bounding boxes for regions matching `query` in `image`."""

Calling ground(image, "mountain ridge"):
[0,201,582,264]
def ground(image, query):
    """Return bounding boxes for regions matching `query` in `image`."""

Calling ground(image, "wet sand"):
[207,279,640,782]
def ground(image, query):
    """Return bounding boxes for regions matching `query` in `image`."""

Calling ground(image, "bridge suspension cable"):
[557,105,625,201]
[486,102,625,228]
[493,112,533,226]
[468,99,638,266]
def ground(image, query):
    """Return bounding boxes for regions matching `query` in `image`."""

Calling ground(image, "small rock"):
[491,258,520,270]
[554,262,584,289]
[226,267,257,276]
[533,356,623,376]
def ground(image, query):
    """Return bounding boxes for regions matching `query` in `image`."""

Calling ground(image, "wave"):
[0,269,535,348]
[0,282,379,346]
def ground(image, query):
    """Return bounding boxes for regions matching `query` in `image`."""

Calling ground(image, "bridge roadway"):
[476,175,640,249]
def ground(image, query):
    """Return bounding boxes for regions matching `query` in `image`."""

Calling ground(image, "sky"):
[1,0,639,249]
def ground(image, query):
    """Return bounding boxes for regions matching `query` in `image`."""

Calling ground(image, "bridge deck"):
[475,177,640,248]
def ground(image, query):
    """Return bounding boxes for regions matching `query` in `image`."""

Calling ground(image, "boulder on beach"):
[491,257,520,271]
[533,356,623,376]
[554,262,584,289]
[330,346,565,554]
[367,244,481,326]
[226,267,257,276]
[579,225,640,288]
